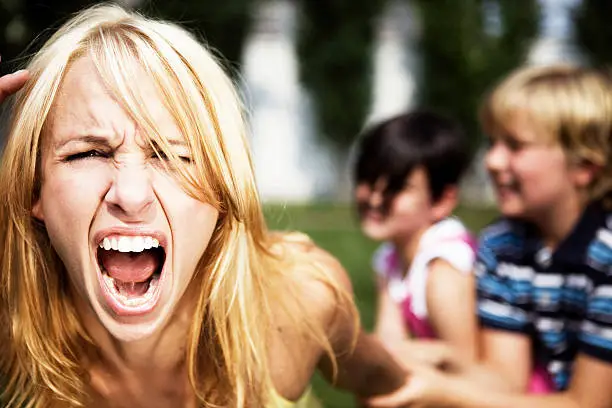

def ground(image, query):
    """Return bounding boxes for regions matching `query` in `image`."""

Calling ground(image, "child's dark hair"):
[354,109,470,213]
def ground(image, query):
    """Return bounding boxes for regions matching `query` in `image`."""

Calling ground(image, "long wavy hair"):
[0,5,356,407]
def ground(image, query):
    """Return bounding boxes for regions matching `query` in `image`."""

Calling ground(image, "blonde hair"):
[480,64,612,201]
[0,5,355,407]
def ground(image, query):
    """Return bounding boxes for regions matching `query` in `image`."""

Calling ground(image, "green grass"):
[263,203,498,407]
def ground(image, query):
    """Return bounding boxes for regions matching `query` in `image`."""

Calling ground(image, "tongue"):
[116,281,150,297]
[99,250,159,282]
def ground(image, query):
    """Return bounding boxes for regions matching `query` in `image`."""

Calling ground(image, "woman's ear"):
[32,198,45,222]
[431,185,459,222]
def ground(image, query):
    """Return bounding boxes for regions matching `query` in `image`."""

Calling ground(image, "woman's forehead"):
[47,56,184,147]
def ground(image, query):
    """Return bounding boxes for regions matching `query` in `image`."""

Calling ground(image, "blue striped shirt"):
[477,202,612,391]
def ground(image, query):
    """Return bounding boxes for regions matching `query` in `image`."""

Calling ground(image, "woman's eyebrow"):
[54,135,114,150]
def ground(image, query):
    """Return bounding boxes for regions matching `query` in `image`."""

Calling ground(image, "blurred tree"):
[0,0,254,75]
[0,0,16,72]
[139,0,255,76]
[295,0,387,152]
[573,0,612,66]
[414,0,539,152]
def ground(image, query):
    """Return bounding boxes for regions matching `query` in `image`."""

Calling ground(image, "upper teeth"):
[99,236,160,253]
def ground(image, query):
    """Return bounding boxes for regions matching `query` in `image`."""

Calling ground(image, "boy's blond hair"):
[480,64,612,202]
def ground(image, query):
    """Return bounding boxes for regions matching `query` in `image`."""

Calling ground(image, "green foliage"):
[0,0,255,76]
[294,0,538,153]
[139,0,255,75]
[573,0,612,66]
[295,0,387,151]
[414,0,539,153]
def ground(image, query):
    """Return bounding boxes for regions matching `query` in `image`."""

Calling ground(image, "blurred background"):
[1,0,611,405]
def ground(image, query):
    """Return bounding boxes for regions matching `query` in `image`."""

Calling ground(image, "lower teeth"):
[102,272,159,307]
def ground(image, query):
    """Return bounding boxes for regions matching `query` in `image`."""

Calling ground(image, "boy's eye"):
[64,150,108,162]
[495,133,526,152]
[505,138,525,152]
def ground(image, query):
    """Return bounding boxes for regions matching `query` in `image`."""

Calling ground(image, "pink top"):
[373,218,553,394]
[372,217,476,339]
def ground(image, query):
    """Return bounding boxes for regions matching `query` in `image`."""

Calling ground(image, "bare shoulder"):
[276,232,354,298]
[266,233,358,397]
[427,257,473,283]
[269,231,357,343]
[426,258,475,306]
[306,244,353,295]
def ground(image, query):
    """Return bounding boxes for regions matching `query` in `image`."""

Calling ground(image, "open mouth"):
[494,178,520,194]
[357,202,386,222]
[96,235,166,316]
[497,185,519,197]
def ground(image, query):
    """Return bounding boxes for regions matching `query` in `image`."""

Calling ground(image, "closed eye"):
[152,151,192,164]
[63,150,108,162]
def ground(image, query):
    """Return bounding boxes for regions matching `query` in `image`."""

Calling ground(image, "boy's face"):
[355,166,449,243]
[485,112,584,221]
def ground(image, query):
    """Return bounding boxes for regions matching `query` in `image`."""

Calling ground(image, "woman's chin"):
[88,285,175,343]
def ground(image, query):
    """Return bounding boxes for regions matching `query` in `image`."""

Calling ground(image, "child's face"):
[355,166,441,243]
[485,112,583,221]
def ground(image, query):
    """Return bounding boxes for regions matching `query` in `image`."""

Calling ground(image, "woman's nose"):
[104,158,155,221]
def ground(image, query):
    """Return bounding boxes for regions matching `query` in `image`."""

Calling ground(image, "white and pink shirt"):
[372,217,476,339]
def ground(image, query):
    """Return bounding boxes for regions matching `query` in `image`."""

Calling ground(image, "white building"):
[243,0,419,203]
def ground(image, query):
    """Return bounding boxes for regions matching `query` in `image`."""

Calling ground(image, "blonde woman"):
[0,5,411,408]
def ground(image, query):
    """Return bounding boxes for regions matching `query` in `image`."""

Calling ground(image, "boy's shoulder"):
[478,217,528,255]
[583,205,612,273]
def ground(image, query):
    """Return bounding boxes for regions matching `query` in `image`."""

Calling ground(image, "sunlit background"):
[1,0,608,405]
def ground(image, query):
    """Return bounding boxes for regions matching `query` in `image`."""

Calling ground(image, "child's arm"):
[473,225,534,390]
[479,328,532,391]
[374,278,410,346]
[425,258,478,360]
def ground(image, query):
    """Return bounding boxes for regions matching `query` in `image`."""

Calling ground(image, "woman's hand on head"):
[0,69,28,103]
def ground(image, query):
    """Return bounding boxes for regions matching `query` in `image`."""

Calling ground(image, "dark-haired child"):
[353,109,478,359]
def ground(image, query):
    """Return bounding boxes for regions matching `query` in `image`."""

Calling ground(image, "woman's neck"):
[75,291,197,380]
[80,294,200,407]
